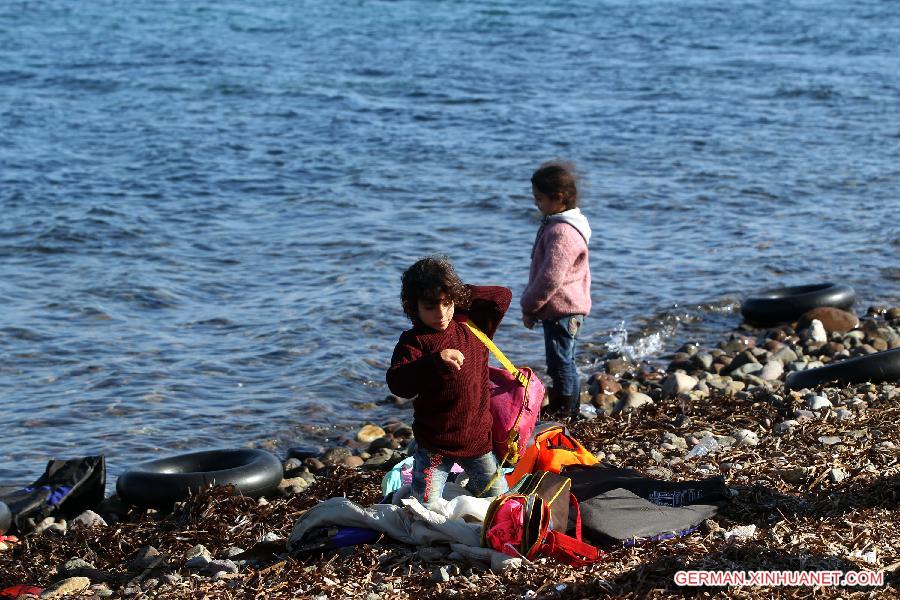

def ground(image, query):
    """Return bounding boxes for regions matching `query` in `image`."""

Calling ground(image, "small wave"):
[772,85,840,101]
[0,70,36,85]
[352,67,392,78]
[882,267,900,281]
[186,317,235,328]
[42,75,120,94]
[738,187,780,201]
[0,326,48,342]
[436,96,492,105]
[598,296,741,363]
[606,322,668,362]
[36,225,93,245]
[228,24,291,34]
[79,306,112,320]
[88,285,182,310]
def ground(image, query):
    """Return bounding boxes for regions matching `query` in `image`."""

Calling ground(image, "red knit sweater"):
[386,285,512,458]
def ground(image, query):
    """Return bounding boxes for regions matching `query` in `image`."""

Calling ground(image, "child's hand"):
[439,348,465,371]
[523,313,536,330]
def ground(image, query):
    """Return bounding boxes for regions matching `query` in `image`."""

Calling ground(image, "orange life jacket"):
[506,423,599,488]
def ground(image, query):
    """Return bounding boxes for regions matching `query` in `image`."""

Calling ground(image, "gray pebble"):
[129,546,161,571]
[794,409,815,423]
[773,420,798,435]
[835,409,853,421]
[203,559,239,576]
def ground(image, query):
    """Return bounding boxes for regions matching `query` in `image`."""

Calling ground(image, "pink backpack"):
[466,322,545,466]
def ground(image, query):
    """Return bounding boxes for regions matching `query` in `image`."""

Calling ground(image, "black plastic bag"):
[0,456,105,533]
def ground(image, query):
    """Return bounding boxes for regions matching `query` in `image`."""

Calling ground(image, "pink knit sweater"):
[521,221,591,320]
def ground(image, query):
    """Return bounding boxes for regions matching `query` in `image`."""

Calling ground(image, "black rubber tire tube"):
[785,347,900,390]
[116,449,283,507]
[0,500,10,534]
[740,283,855,325]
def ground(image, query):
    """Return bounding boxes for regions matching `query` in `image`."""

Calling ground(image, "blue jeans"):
[411,447,508,504]
[542,314,584,398]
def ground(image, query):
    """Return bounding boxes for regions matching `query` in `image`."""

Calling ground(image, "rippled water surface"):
[1,0,898,482]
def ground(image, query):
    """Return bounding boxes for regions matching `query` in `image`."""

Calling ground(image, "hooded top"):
[521,208,592,320]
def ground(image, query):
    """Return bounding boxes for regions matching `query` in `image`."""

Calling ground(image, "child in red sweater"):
[387,256,511,505]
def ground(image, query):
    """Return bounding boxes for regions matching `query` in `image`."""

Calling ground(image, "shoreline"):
[1,306,898,598]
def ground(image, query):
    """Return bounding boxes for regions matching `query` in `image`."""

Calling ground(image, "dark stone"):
[303,458,326,472]
[287,446,323,461]
[667,357,695,372]
[322,447,353,465]
[605,358,633,376]
[764,339,785,352]
[723,351,759,375]
[367,437,395,453]
[393,426,414,440]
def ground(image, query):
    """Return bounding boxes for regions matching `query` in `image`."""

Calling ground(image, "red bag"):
[482,472,604,567]
[0,586,44,599]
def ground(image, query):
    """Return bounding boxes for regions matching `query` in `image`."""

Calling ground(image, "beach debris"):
[1,306,899,599]
[724,524,757,542]
[685,434,719,458]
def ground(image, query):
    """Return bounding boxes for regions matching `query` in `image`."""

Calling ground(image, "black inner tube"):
[116,448,283,507]
[741,283,855,325]
[786,347,900,390]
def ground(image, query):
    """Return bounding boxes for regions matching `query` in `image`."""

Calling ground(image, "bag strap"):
[464,321,529,387]
[543,495,603,566]
[541,529,604,567]
[569,492,583,540]
[464,320,534,492]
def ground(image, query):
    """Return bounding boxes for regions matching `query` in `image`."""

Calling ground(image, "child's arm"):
[520,226,583,316]
[386,334,462,398]
[458,285,512,339]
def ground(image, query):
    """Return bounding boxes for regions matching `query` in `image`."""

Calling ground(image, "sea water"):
[1,0,898,482]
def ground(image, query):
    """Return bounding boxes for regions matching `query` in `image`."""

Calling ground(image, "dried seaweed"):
[1,318,898,598]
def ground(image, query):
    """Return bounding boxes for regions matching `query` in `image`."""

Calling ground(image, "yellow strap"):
[465,320,533,495]
[464,321,528,386]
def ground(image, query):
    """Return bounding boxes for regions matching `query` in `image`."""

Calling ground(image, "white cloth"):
[288,485,521,571]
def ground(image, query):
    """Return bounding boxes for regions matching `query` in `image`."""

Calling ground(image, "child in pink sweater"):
[521,162,592,418]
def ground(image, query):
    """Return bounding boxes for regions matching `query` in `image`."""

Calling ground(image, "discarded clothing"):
[288,487,520,572]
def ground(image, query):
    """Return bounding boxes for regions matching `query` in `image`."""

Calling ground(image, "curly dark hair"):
[531,161,579,209]
[400,255,471,322]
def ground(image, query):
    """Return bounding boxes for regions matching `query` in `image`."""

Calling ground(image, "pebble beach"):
[1,305,897,599]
